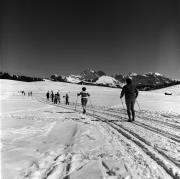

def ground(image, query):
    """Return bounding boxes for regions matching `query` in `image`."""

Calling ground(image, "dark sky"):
[1,0,180,78]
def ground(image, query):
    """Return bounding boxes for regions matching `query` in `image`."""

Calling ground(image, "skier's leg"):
[126,101,131,122]
[84,99,88,113]
[82,99,87,114]
[81,99,85,113]
[82,104,86,113]
[131,101,135,121]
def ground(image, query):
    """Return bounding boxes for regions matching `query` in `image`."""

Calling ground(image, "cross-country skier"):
[54,93,57,104]
[22,91,25,95]
[77,87,90,114]
[65,93,69,105]
[46,91,50,100]
[57,91,60,103]
[120,78,138,122]
[50,91,54,102]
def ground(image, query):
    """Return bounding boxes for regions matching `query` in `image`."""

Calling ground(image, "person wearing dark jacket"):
[120,78,138,122]
[77,87,90,114]
[57,92,60,103]
[50,91,54,102]
[46,91,50,100]
[65,93,69,105]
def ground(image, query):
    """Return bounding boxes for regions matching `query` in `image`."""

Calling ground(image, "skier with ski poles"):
[63,93,70,105]
[77,87,90,114]
[120,77,139,122]
[65,93,69,105]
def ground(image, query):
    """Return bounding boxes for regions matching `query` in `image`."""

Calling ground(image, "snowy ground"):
[1,79,180,179]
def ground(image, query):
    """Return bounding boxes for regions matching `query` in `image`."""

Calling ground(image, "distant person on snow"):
[120,78,138,122]
[65,93,69,105]
[46,91,50,100]
[77,87,90,114]
[54,93,57,104]
[28,91,32,96]
[51,91,54,102]
[57,91,60,103]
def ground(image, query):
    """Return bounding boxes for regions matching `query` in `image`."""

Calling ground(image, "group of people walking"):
[46,91,69,105]
[28,91,33,96]
[46,91,60,104]
[18,90,32,96]
[45,77,139,122]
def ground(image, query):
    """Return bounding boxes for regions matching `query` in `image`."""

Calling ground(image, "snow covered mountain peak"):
[96,75,123,87]
[146,72,163,76]
[80,69,99,82]
[129,72,138,77]
[65,75,82,84]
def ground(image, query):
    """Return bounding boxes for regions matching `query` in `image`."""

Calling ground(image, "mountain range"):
[50,69,180,90]
[1,69,180,91]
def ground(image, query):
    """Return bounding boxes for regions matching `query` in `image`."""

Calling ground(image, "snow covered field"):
[1,79,180,179]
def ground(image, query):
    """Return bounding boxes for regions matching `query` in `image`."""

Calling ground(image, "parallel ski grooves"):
[35,95,180,179]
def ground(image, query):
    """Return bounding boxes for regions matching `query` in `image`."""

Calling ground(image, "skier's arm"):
[135,88,139,98]
[120,87,125,98]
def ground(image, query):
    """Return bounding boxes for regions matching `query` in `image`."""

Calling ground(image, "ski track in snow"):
[31,95,180,179]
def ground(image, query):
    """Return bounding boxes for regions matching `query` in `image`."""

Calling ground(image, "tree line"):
[0,72,43,82]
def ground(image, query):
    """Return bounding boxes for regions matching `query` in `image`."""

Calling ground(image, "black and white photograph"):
[1,0,180,178]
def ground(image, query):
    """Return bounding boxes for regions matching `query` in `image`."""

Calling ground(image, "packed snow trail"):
[1,80,180,179]
[34,95,180,178]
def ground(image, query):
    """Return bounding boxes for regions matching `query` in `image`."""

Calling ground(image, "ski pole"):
[75,95,78,111]
[121,98,125,111]
[136,100,141,111]
[89,97,95,116]
[121,98,126,119]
